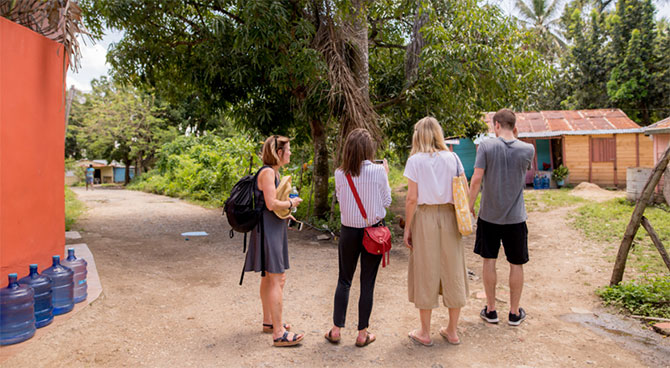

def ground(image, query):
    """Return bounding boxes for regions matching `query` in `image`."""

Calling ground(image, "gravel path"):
[4,187,668,367]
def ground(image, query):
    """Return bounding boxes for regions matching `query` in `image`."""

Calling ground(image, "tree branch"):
[369,39,406,49]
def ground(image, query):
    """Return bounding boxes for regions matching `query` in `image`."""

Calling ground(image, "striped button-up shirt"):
[335,161,392,228]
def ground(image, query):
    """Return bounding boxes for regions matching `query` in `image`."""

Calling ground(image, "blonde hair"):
[410,117,448,156]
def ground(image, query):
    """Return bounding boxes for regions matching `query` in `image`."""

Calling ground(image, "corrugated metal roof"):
[483,109,642,137]
[646,116,670,133]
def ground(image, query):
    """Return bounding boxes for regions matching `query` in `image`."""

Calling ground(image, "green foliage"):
[375,0,553,146]
[606,0,656,123]
[65,186,84,231]
[69,77,178,183]
[573,198,670,275]
[598,276,670,318]
[542,0,669,124]
[551,165,569,182]
[130,134,260,205]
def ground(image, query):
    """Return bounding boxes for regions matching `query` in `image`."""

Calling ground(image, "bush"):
[598,276,670,319]
[130,134,260,206]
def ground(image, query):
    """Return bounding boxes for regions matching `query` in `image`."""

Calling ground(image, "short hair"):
[340,128,376,177]
[410,117,448,156]
[493,109,516,130]
[261,135,290,166]
[89,164,93,168]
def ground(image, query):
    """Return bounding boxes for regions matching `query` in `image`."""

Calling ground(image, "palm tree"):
[1,0,87,71]
[515,0,566,50]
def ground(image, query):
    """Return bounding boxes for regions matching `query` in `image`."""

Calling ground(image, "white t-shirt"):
[403,151,465,205]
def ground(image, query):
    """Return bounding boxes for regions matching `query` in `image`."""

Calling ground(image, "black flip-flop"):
[273,331,303,347]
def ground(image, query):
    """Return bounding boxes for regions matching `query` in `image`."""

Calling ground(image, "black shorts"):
[474,218,528,265]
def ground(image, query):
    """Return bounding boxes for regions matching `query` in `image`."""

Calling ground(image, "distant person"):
[324,128,391,347]
[244,135,304,347]
[403,117,470,346]
[468,109,535,326]
[85,164,95,191]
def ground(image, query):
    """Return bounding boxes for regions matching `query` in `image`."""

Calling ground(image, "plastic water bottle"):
[533,174,540,190]
[0,273,36,345]
[289,187,299,213]
[18,265,53,328]
[62,248,88,303]
[42,255,74,315]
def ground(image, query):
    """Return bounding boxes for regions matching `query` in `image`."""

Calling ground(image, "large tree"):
[514,0,566,60]
[80,0,551,216]
[73,77,177,184]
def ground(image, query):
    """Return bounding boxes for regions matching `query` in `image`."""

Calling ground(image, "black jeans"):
[333,225,383,330]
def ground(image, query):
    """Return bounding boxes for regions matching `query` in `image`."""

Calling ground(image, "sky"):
[67,1,670,92]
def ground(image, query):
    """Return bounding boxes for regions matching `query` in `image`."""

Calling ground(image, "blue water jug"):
[18,265,54,328]
[542,175,550,189]
[62,248,87,303]
[42,256,74,315]
[533,174,541,189]
[0,273,36,345]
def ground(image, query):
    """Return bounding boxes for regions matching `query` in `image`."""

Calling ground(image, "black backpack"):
[223,164,269,285]
[223,169,264,234]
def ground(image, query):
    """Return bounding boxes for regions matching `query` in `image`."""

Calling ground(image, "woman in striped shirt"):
[324,128,392,347]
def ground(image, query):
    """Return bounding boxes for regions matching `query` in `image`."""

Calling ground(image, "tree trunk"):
[310,118,330,218]
[351,0,370,96]
[124,158,132,185]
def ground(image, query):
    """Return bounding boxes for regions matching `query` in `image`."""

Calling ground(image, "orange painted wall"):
[1,17,65,286]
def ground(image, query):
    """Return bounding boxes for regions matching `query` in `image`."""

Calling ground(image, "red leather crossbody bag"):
[345,173,392,267]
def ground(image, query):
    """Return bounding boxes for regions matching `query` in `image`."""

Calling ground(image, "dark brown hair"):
[493,109,516,130]
[340,128,375,177]
[261,135,290,166]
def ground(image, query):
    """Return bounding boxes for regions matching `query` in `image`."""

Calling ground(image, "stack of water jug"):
[0,248,87,345]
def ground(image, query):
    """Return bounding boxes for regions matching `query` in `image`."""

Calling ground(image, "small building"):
[450,109,655,187]
[645,116,670,202]
[78,160,135,184]
[645,116,670,164]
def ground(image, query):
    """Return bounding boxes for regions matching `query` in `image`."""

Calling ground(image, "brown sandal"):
[355,332,376,347]
[324,330,341,344]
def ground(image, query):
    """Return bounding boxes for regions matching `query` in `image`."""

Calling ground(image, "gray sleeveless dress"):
[244,169,290,274]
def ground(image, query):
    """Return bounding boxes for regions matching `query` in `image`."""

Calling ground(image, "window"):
[592,138,616,162]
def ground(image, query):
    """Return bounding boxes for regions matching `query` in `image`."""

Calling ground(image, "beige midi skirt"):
[408,204,469,309]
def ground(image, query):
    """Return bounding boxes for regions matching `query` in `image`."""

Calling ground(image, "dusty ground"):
[5,186,669,367]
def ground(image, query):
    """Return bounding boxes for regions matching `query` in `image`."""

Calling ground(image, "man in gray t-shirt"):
[468,109,534,327]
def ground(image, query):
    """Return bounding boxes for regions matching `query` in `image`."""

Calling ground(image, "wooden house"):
[645,116,670,164]
[451,109,655,187]
[645,116,670,201]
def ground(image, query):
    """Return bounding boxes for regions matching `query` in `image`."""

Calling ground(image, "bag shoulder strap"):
[345,173,369,226]
[451,151,463,177]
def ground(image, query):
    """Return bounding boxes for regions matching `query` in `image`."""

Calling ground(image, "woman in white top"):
[403,117,470,346]
[324,128,392,347]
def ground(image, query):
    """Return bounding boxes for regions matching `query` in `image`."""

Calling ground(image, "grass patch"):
[524,188,584,212]
[597,276,670,319]
[65,186,84,231]
[573,198,670,275]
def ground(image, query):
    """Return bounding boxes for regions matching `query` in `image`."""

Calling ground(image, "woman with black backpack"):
[244,135,304,347]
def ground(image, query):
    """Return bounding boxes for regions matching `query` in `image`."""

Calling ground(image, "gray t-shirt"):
[474,137,535,225]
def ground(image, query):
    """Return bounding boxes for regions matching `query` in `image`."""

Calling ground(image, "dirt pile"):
[571,182,625,202]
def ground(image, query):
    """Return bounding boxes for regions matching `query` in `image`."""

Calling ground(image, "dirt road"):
[4,187,668,367]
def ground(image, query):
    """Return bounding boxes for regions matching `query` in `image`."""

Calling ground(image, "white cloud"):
[66,29,123,92]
